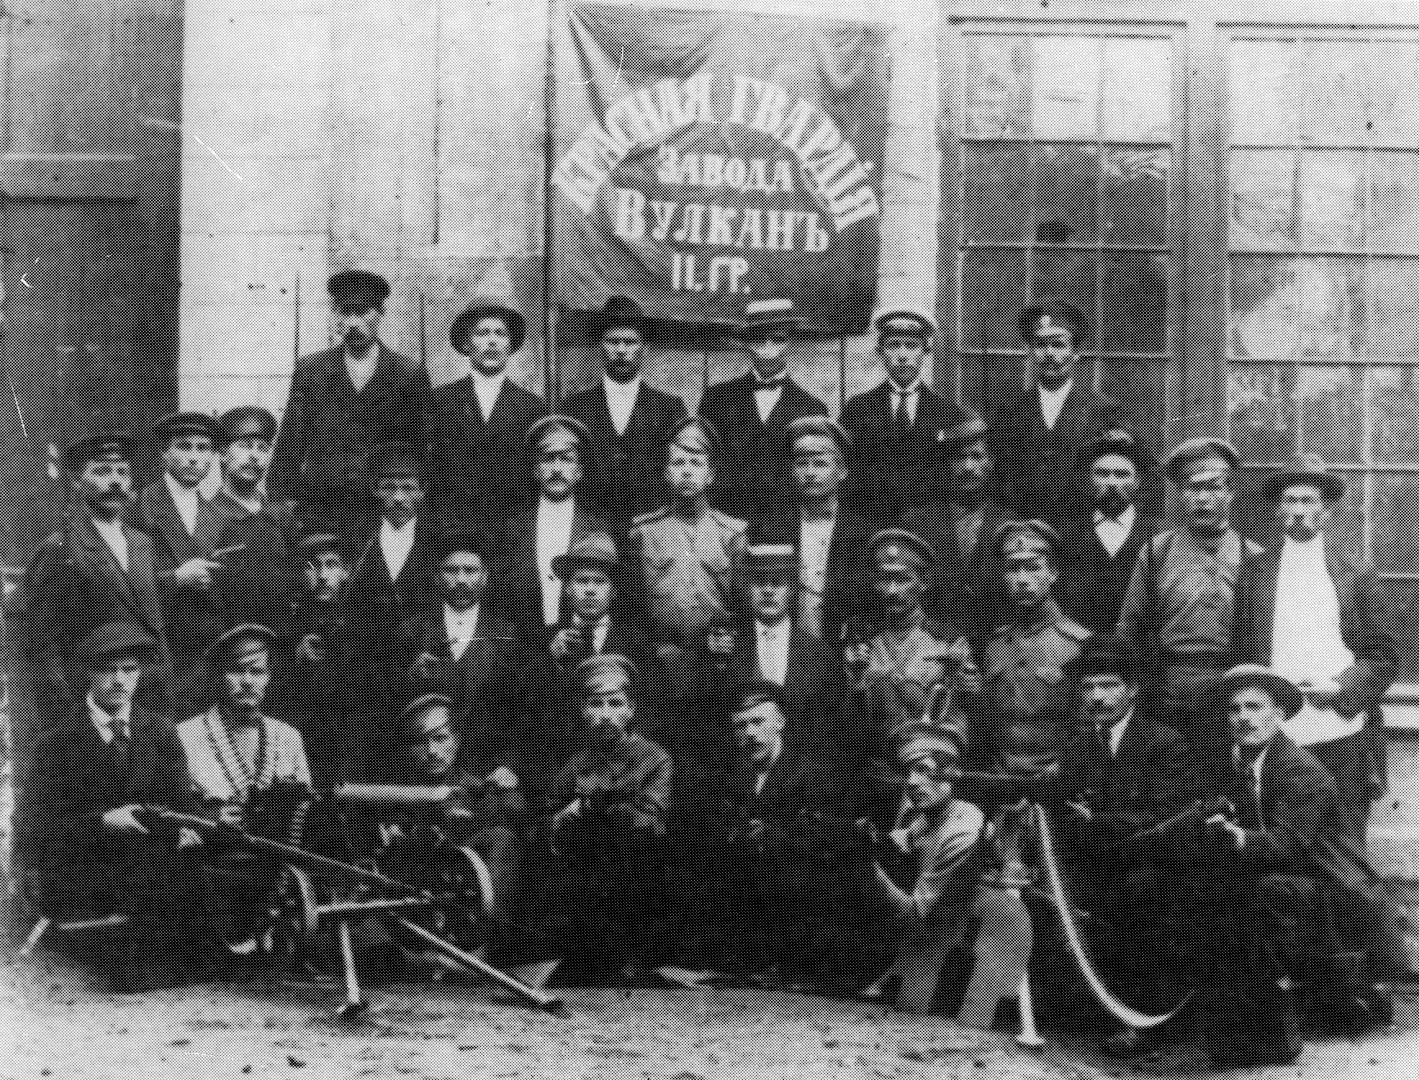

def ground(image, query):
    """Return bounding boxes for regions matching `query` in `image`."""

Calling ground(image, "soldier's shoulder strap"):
[1055,617,1090,643]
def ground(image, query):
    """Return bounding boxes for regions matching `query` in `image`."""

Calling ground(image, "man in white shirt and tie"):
[1232,455,1399,843]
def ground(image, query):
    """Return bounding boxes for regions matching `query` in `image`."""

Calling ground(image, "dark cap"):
[207,623,279,666]
[63,431,133,472]
[328,269,390,309]
[217,406,278,447]
[299,530,343,561]
[1068,633,1138,682]
[785,415,851,459]
[744,521,797,578]
[1079,429,1154,476]
[1221,664,1303,719]
[76,621,159,667]
[875,309,935,341]
[671,415,721,461]
[433,526,495,565]
[1164,437,1240,486]
[574,653,639,698]
[731,677,788,716]
[869,528,936,574]
[368,440,424,483]
[939,410,991,454]
[994,518,1060,563]
[597,295,647,336]
[551,531,620,580]
[895,717,966,766]
[451,302,526,356]
[1018,298,1092,348]
[154,411,218,447]
[401,691,457,729]
[525,414,592,455]
[1261,453,1344,504]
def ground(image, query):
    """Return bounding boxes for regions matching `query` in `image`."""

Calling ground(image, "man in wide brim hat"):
[450,302,527,356]
[1259,453,1345,504]
[1220,663,1303,719]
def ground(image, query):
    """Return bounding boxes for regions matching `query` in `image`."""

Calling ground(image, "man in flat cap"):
[1117,436,1263,783]
[269,269,429,533]
[974,520,1090,783]
[1177,666,1406,1066]
[778,415,872,644]
[630,416,747,657]
[1056,430,1158,636]
[195,406,299,636]
[17,431,171,725]
[498,415,610,639]
[24,622,202,991]
[846,529,977,822]
[900,410,1013,643]
[699,298,828,524]
[1231,455,1397,844]
[842,310,970,528]
[989,299,1129,532]
[425,301,549,532]
[564,297,690,534]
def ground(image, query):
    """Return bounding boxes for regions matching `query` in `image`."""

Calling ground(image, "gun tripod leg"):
[18,916,52,958]
[335,919,367,1018]
[393,917,563,1012]
[1016,971,1044,1048]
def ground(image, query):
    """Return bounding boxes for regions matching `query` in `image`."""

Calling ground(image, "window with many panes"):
[1225,30,1419,602]
[950,24,1181,444]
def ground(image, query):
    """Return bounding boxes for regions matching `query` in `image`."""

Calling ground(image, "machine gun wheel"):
[453,846,497,921]
[264,864,320,964]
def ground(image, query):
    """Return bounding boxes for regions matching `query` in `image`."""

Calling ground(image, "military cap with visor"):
[154,411,218,447]
[574,653,640,699]
[206,622,280,666]
[63,430,133,473]
[784,414,852,459]
[217,405,278,447]
[1163,436,1240,486]
[875,308,936,341]
[993,518,1060,562]
[525,413,592,455]
[869,528,937,574]
[671,415,722,461]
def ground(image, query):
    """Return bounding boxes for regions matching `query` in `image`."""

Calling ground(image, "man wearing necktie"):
[1179,666,1405,1068]
[699,298,827,524]
[24,622,201,991]
[1056,431,1157,636]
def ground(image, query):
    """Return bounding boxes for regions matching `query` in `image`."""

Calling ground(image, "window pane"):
[1296,40,1372,147]
[1228,256,1362,360]
[1230,38,1299,146]
[1032,35,1100,140]
[1033,248,1099,330]
[1101,36,1171,142]
[1100,357,1169,448]
[1369,260,1419,359]
[1372,41,1419,147]
[960,247,1027,352]
[1102,146,1168,247]
[1370,152,1419,255]
[1372,366,1419,466]
[1298,150,1365,251]
[962,141,1030,244]
[963,35,1029,139]
[1100,252,1169,354]
[1227,364,1365,465]
[1374,472,1419,575]
[1033,143,1099,246]
[1231,149,1296,251]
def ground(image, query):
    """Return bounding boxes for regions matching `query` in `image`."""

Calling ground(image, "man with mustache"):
[268,270,429,532]
[1231,455,1398,844]
[1117,437,1264,785]
[1055,431,1157,635]
[426,301,549,532]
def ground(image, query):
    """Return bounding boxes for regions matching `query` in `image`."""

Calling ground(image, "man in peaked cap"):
[498,414,610,638]
[1231,454,1398,843]
[1055,429,1159,635]
[900,409,1014,643]
[989,298,1130,533]
[24,620,202,991]
[426,301,549,532]
[1117,435,1264,785]
[975,519,1090,782]
[269,268,429,534]
[699,298,828,524]
[841,308,971,527]
[563,296,691,532]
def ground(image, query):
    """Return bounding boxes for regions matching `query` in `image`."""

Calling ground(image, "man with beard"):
[425,302,548,531]
[989,300,1126,532]
[499,415,609,639]
[1117,437,1263,783]
[1056,431,1156,635]
[18,431,171,723]
[564,297,689,533]
[699,298,827,524]
[1232,455,1398,844]
[136,412,222,691]
[269,270,428,532]
[841,311,969,527]
[196,407,299,635]
[899,412,1013,644]
[279,529,350,784]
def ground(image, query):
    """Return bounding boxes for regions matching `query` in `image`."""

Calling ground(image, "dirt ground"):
[3,946,1418,1080]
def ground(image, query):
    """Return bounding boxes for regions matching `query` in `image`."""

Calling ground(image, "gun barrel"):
[333,783,458,807]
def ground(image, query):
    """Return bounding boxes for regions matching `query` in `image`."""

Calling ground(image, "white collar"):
[888,378,921,397]
[757,616,791,638]
[1094,504,1137,529]
[164,471,202,506]
[538,495,576,519]
[381,516,417,541]
[1038,378,1073,404]
[603,373,641,397]
[88,694,130,740]
[471,367,507,392]
[1280,533,1326,562]
[444,602,479,631]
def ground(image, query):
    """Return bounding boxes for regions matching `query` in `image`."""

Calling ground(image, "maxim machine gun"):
[72,784,562,1017]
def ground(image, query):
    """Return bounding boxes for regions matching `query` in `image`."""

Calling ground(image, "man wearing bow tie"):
[699,298,827,524]
[1056,431,1157,636]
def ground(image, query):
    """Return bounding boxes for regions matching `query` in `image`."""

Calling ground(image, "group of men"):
[5,269,1410,1069]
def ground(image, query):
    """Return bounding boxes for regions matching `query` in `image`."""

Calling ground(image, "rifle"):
[955,770,1093,811]
[1117,797,1237,859]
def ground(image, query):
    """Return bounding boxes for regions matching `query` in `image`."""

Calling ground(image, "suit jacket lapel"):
[76,513,145,617]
